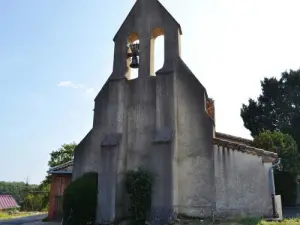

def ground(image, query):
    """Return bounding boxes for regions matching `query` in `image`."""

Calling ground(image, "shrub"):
[125,168,153,225]
[253,131,300,206]
[62,172,98,225]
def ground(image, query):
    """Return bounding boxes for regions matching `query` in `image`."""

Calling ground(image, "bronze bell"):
[130,53,139,69]
[129,43,140,69]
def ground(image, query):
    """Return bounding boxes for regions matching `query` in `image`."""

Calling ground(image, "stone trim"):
[101,133,122,147]
[213,138,277,159]
[153,128,174,143]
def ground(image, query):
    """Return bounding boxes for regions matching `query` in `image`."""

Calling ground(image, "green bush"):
[125,168,153,225]
[62,172,98,225]
[253,131,300,206]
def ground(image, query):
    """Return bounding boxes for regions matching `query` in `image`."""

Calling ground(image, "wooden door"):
[53,196,63,220]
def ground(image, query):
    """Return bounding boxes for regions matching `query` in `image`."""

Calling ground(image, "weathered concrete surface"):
[214,145,273,218]
[175,58,215,217]
[275,195,283,220]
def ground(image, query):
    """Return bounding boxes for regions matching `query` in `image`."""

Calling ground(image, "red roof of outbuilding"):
[0,195,19,209]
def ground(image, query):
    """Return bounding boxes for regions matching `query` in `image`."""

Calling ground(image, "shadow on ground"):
[283,207,300,219]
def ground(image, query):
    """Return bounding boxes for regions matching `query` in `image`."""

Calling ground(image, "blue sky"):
[1,0,300,184]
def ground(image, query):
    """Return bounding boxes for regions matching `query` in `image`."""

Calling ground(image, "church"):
[58,0,283,223]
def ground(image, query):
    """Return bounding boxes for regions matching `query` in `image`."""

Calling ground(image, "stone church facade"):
[72,0,282,223]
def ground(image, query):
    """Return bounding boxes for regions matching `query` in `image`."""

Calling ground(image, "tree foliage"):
[241,69,300,206]
[241,69,300,151]
[22,193,44,211]
[48,143,77,168]
[39,143,76,189]
[37,142,76,211]
[253,130,300,175]
[253,131,299,205]
[0,181,37,205]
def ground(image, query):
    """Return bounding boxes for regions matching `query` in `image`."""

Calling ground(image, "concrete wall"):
[71,61,277,221]
[151,71,177,221]
[72,57,277,222]
[275,195,282,220]
[175,58,216,217]
[214,145,273,218]
[126,77,156,170]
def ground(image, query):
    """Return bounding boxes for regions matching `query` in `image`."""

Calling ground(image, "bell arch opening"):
[126,32,139,80]
[150,27,165,76]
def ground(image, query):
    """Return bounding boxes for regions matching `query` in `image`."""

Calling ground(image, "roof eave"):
[47,170,72,175]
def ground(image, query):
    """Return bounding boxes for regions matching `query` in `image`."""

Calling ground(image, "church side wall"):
[175,59,216,217]
[214,145,273,218]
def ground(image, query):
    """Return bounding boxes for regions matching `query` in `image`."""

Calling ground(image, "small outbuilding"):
[47,161,72,221]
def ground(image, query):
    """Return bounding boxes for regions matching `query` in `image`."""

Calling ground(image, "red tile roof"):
[0,195,19,209]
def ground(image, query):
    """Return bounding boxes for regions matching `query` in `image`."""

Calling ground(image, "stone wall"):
[175,58,215,217]
[214,145,273,218]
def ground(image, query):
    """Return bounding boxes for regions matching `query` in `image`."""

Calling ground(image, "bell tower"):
[109,0,182,80]
[73,0,216,224]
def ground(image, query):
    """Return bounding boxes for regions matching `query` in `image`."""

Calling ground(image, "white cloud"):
[57,81,96,97]
[57,81,82,88]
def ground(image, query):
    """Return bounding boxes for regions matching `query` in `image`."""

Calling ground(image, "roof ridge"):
[49,160,73,171]
[215,132,253,143]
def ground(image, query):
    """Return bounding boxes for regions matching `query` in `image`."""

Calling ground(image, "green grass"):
[222,217,300,225]
[174,217,300,225]
[249,218,300,225]
[0,211,45,220]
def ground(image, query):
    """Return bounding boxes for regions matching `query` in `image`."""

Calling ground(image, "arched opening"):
[126,32,139,80]
[150,28,165,76]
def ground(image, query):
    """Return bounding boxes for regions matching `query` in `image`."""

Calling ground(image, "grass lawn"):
[175,218,300,225]
[226,218,300,225]
[0,211,45,220]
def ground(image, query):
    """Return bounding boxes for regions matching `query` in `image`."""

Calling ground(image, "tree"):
[39,142,77,189]
[241,69,300,206]
[253,131,300,205]
[253,131,300,175]
[241,69,300,152]
[38,143,77,210]
[48,143,77,168]
[0,181,38,206]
